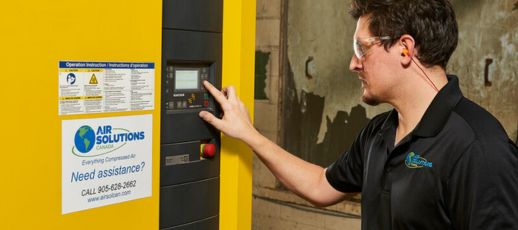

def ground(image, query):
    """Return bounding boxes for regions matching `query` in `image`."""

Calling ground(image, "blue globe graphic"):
[74,126,96,153]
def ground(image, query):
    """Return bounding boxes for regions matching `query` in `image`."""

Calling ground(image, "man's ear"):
[399,35,415,67]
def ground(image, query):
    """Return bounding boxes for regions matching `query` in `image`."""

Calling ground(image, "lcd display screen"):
[175,70,199,90]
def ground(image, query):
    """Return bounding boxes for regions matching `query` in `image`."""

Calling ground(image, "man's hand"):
[199,80,346,206]
[198,81,257,142]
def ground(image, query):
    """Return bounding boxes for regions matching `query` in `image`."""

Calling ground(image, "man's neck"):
[391,68,448,145]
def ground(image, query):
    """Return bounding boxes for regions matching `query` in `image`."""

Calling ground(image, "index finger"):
[203,81,228,104]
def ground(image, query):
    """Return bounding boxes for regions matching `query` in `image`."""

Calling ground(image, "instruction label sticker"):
[58,61,155,115]
[62,115,152,214]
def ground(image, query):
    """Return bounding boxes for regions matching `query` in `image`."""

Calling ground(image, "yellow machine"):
[0,0,255,229]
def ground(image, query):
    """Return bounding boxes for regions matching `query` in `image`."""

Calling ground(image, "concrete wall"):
[253,0,517,229]
[253,0,364,228]
[449,0,518,140]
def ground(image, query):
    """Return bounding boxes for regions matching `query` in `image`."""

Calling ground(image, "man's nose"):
[349,55,363,73]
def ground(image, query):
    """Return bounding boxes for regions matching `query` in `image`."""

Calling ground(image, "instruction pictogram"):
[89,74,98,84]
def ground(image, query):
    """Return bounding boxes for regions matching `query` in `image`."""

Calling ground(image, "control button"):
[201,144,216,158]
[204,93,209,99]
[204,100,209,107]
[176,101,182,108]
[182,101,187,108]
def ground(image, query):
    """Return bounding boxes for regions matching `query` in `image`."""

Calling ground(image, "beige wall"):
[449,0,518,140]
[254,0,363,228]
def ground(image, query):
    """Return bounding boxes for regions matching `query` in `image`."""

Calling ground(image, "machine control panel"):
[165,65,214,112]
[160,4,222,227]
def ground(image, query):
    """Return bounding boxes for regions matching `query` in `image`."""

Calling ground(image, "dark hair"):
[350,0,458,69]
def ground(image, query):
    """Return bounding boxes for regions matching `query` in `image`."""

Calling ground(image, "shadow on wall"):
[282,61,370,169]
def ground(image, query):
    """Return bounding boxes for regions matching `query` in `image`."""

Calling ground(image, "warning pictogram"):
[89,74,98,84]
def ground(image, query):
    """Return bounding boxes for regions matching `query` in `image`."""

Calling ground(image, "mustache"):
[358,75,366,82]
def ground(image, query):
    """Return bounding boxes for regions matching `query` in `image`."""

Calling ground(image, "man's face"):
[349,16,400,105]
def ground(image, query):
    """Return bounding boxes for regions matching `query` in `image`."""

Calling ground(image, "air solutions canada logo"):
[405,152,432,169]
[72,125,145,157]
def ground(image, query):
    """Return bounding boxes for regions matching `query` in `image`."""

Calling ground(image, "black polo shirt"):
[326,75,518,230]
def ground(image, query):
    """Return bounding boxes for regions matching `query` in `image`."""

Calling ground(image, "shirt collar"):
[378,75,464,141]
[412,75,464,137]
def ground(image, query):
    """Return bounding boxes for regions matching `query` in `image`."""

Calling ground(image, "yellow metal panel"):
[0,0,161,229]
[0,0,254,229]
[220,0,256,229]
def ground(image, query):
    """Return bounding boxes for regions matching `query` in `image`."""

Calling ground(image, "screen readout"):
[175,70,199,90]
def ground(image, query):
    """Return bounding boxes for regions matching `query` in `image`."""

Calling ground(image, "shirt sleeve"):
[325,129,366,193]
[446,139,518,229]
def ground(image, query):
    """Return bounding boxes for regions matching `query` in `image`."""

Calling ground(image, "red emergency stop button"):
[201,143,216,158]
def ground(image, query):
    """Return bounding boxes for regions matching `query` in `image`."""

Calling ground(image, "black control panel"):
[160,0,222,229]
[165,65,215,112]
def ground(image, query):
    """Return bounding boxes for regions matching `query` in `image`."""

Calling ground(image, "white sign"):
[58,61,155,115]
[62,115,152,214]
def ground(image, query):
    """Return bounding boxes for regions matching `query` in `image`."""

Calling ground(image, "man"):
[199,0,518,229]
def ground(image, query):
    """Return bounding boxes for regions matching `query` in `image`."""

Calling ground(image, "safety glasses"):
[353,36,391,59]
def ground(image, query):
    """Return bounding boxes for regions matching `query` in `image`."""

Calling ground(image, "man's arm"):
[199,81,346,206]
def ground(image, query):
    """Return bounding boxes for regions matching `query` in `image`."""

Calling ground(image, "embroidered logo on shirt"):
[405,152,432,168]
